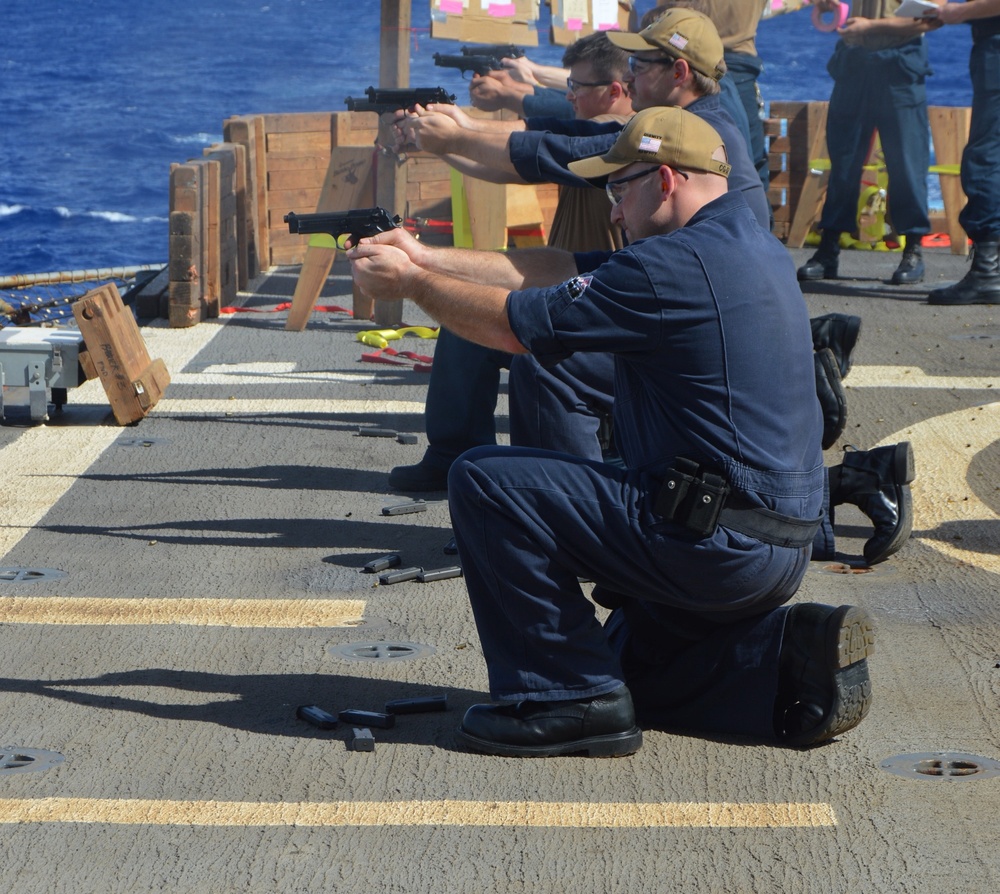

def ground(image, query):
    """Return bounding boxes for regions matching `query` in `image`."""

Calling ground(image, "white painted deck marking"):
[0,798,837,828]
[883,402,1000,573]
[848,366,997,390]
[0,597,367,627]
[154,398,427,415]
[0,319,225,559]
[0,316,424,562]
[171,361,376,385]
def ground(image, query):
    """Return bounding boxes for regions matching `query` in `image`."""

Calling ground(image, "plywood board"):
[285,146,376,331]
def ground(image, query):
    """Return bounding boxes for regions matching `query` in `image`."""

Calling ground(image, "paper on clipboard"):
[894,0,939,18]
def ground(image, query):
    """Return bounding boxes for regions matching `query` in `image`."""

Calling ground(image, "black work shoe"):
[832,442,915,565]
[810,313,861,379]
[775,603,874,747]
[928,240,1000,305]
[387,460,450,492]
[797,252,839,282]
[457,686,643,757]
[814,348,847,450]
[797,232,841,282]
[890,242,924,285]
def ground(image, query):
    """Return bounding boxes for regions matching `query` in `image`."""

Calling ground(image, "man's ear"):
[673,58,691,82]
[609,80,625,101]
[658,165,673,198]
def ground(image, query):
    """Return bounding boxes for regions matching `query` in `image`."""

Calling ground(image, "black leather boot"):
[890,239,925,285]
[810,313,861,379]
[457,686,643,757]
[774,603,874,747]
[829,442,915,565]
[814,348,847,449]
[797,231,841,281]
[928,240,1000,305]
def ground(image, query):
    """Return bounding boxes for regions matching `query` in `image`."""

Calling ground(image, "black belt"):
[718,495,823,550]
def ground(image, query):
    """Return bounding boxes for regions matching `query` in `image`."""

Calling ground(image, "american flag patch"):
[668,32,689,51]
[638,134,662,153]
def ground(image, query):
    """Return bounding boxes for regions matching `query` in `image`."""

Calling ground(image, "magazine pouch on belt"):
[654,457,730,538]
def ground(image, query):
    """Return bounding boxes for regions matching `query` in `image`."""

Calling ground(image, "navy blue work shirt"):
[505,191,823,515]
[509,94,770,229]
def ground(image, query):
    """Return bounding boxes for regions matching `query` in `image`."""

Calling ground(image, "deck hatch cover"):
[0,747,65,775]
[329,641,435,662]
[881,752,1000,781]
[0,567,68,583]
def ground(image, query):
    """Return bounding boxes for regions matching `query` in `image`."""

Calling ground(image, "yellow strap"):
[809,159,963,177]
[356,327,440,349]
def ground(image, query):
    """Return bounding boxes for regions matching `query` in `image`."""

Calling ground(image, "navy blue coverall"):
[960,16,1000,241]
[417,95,767,477]
[448,192,825,739]
[817,34,932,240]
[506,93,772,476]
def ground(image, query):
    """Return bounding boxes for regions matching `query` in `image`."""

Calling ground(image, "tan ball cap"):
[608,8,726,81]
[567,106,731,181]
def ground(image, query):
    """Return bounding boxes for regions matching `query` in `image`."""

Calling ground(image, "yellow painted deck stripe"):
[0,798,837,828]
[0,597,366,628]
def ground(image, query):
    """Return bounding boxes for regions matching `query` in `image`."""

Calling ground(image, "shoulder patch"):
[565,274,593,299]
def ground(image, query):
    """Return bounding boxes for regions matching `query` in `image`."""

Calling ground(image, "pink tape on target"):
[812,2,849,31]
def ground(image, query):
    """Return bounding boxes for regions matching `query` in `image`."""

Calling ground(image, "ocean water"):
[0,0,974,276]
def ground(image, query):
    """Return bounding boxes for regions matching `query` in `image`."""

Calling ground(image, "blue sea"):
[0,0,974,276]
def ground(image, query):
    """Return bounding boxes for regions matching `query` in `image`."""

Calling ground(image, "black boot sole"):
[786,605,875,748]
[797,264,838,282]
[456,725,643,758]
[928,287,1000,306]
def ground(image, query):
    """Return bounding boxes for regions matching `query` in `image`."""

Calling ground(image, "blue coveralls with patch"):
[960,17,1000,241]
[818,36,932,239]
[448,192,826,740]
[505,95,773,464]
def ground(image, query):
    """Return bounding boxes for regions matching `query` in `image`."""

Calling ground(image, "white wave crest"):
[86,210,138,223]
[54,206,73,218]
[0,203,27,217]
[171,132,222,145]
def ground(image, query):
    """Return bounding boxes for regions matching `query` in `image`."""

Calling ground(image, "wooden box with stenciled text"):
[72,284,170,425]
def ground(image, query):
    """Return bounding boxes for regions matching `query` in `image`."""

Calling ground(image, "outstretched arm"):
[936,0,1000,22]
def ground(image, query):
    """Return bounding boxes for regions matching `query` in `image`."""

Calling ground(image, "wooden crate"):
[73,284,170,425]
[765,101,828,244]
[167,143,240,326]
[223,115,266,277]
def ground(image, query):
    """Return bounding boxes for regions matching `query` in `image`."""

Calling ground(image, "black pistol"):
[433,52,506,78]
[284,207,402,249]
[344,86,455,114]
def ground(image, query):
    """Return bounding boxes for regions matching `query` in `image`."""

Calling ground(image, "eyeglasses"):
[627,55,675,75]
[605,166,689,206]
[605,166,660,205]
[566,77,613,92]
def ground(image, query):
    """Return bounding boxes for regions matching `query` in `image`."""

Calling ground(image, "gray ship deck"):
[1,244,998,893]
